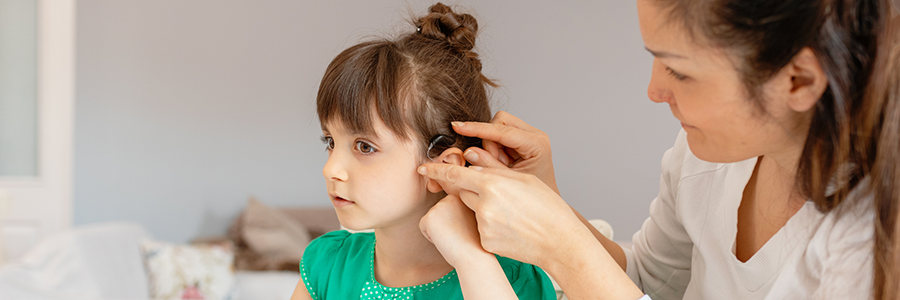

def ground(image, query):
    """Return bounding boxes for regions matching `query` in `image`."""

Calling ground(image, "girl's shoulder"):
[495,255,557,299]
[300,230,375,299]
[304,230,374,260]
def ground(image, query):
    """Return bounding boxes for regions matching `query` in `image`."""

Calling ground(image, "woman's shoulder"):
[777,181,875,298]
[814,179,875,256]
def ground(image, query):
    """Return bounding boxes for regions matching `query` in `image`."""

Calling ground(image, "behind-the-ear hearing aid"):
[426,134,456,161]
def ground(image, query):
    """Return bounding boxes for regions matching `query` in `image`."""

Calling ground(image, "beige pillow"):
[241,197,311,265]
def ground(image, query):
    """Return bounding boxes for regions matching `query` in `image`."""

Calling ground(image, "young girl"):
[289,3,556,300]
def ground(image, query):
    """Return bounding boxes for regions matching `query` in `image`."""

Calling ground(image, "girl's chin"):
[335,214,373,232]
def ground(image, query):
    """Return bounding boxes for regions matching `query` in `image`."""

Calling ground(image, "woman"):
[417,0,899,299]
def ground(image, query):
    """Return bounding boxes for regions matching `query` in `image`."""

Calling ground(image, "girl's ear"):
[426,147,465,193]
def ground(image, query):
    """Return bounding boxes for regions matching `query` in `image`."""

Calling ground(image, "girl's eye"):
[355,141,377,154]
[321,136,334,151]
[665,67,688,81]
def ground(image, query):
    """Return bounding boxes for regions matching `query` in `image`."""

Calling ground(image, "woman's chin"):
[686,136,756,164]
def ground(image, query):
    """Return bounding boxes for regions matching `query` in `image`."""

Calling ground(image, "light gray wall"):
[75,0,680,243]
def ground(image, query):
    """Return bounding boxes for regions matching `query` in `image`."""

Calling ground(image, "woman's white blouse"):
[623,130,875,300]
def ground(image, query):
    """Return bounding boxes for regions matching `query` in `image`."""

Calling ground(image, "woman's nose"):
[647,84,673,104]
[647,61,674,104]
[322,150,348,182]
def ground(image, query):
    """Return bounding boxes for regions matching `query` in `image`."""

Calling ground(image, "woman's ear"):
[783,47,828,113]
[425,147,465,193]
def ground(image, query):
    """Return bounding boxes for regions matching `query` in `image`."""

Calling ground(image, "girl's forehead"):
[321,118,401,142]
[323,118,424,154]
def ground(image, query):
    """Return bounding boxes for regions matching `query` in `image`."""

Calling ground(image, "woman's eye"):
[665,67,688,81]
[355,141,376,154]
[321,136,334,151]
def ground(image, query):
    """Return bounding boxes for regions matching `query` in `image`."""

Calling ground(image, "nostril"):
[648,88,674,104]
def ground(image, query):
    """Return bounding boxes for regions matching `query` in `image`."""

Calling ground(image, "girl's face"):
[321,117,437,231]
[637,0,811,163]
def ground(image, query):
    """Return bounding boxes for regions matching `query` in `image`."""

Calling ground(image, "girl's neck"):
[373,217,454,288]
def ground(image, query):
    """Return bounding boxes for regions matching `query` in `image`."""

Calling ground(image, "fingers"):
[481,140,511,167]
[417,163,487,193]
[458,188,481,212]
[482,139,501,162]
[452,121,539,158]
[490,111,537,132]
[503,147,521,163]
[463,147,509,169]
[420,194,463,244]
[419,221,433,243]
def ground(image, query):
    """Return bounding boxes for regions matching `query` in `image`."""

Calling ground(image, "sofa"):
[0,202,613,300]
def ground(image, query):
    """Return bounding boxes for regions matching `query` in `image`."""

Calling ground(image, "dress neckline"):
[360,240,458,299]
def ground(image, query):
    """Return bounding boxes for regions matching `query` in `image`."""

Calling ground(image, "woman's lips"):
[332,196,355,208]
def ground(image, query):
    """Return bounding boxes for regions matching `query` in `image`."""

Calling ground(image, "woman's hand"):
[418,164,581,267]
[417,164,643,300]
[419,194,488,268]
[452,111,559,194]
[450,111,629,270]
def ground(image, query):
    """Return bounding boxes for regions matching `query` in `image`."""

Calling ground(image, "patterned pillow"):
[142,239,236,300]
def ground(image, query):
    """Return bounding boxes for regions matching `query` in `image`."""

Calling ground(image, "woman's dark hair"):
[316,3,493,159]
[653,0,898,298]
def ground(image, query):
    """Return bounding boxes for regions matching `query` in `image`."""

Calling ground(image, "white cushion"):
[0,222,151,300]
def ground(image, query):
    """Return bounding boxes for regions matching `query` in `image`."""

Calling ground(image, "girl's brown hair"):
[316,3,493,158]
[653,0,899,298]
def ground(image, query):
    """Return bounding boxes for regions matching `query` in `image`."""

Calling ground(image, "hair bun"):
[417,3,482,70]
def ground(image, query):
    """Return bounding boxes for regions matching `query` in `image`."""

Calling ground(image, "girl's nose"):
[322,151,348,182]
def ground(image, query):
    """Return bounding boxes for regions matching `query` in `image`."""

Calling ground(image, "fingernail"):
[463,150,479,163]
[417,166,427,175]
[451,121,465,127]
[470,166,484,171]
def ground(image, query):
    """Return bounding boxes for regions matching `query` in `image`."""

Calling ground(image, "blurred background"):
[2,0,679,251]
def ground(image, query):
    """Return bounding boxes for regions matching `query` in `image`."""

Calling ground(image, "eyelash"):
[665,67,688,81]
[355,141,377,154]
[321,135,334,151]
[320,135,378,155]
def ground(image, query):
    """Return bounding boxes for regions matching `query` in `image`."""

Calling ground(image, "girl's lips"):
[332,196,355,208]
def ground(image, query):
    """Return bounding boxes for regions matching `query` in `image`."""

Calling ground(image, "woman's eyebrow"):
[645,46,688,59]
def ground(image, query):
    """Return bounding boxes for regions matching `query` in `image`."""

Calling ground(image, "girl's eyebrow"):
[356,132,381,142]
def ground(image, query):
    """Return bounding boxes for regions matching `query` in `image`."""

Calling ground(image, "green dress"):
[301,230,557,300]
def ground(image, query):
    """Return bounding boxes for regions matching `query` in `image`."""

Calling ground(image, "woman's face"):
[321,118,436,231]
[637,0,811,163]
